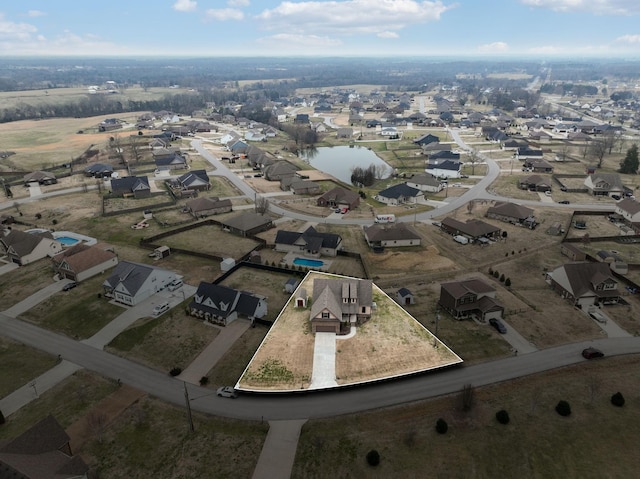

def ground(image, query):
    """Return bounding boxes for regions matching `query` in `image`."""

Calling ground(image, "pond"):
[299,145,392,185]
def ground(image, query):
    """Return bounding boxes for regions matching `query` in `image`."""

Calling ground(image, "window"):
[322,312,329,319]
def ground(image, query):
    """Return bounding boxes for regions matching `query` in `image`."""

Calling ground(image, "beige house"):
[52,243,119,281]
[310,277,373,334]
[0,229,63,265]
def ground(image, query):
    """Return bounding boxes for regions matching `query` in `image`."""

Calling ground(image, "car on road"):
[558,200,570,204]
[217,386,238,398]
[62,281,77,291]
[489,318,507,334]
[582,347,604,359]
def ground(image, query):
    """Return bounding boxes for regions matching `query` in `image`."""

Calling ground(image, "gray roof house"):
[425,159,462,179]
[317,187,360,210]
[103,260,178,306]
[363,223,422,248]
[486,202,537,229]
[177,169,211,191]
[275,226,342,257]
[375,183,424,205]
[0,228,63,265]
[24,170,57,186]
[186,196,232,217]
[154,153,187,170]
[188,282,267,326]
[310,277,373,334]
[263,161,298,181]
[584,173,626,197]
[219,212,273,237]
[406,173,443,193]
[547,262,620,308]
[438,278,504,321]
[110,176,151,198]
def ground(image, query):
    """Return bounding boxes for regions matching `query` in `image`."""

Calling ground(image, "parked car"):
[588,310,607,323]
[168,279,183,291]
[558,200,570,204]
[611,194,621,200]
[453,235,469,245]
[217,386,238,398]
[582,347,604,359]
[152,302,170,317]
[489,318,507,334]
[544,190,552,196]
[62,281,77,291]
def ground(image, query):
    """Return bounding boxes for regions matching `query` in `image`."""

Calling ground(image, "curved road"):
[2,312,639,421]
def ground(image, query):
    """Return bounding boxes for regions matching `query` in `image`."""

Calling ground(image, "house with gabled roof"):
[428,150,460,162]
[263,161,298,181]
[426,159,462,179]
[438,278,504,321]
[375,183,424,205]
[486,201,537,229]
[0,415,90,479]
[186,196,232,218]
[546,262,620,308]
[177,169,211,191]
[363,222,422,248]
[275,226,342,257]
[154,152,187,171]
[515,147,543,160]
[102,260,178,306]
[0,228,63,265]
[23,170,57,186]
[519,174,552,192]
[310,277,373,334]
[406,173,443,193]
[188,282,267,326]
[523,158,554,173]
[110,176,151,198]
[413,133,440,146]
[584,173,626,197]
[84,163,113,178]
[52,243,118,282]
[615,198,640,231]
[397,287,415,305]
[317,187,360,210]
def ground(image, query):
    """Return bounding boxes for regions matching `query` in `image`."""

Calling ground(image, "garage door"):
[315,325,337,333]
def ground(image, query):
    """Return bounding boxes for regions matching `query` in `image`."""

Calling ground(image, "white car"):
[217,386,238,398]
[152,302,170,316]
[168,279,183,291]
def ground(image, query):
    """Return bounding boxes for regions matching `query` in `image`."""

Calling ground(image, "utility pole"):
[183,382,194,433]
[433,311,441,347]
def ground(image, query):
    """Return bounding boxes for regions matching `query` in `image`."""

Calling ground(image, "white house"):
[103,261,179,306]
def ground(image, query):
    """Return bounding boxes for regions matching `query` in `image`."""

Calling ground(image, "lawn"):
[0,337,58,397]
[293,356,640,479]
[19,275,125,340]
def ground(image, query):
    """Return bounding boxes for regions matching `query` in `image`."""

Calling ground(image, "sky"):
[1,0,640,58]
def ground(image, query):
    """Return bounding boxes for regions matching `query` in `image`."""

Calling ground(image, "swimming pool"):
[56,236,80,246]
[293,257,324,268]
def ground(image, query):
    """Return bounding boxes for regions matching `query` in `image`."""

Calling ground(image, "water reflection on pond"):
[299,145,392,184]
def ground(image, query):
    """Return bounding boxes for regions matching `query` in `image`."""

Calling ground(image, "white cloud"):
[0,13,37,41]
[173,0,197,12]
[205,8,244,21]
[616,34,640,44]
[527,45,562,54]
[477,41,509,54]
[256,33,342,49]
[377,31,399,39]
[228,0,250,6]
[521,0,640,15]
[26,10,47,17]
[256,0,452,36]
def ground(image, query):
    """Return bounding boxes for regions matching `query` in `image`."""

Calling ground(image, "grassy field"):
[293,355,640,479]
[0,337,59,397]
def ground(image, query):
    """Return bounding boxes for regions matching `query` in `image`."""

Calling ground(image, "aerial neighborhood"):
[2,56,640,478]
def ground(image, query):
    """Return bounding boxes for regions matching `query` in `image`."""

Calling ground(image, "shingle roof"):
[275,226,342,250]
[52,243,117,274]
[487,201,534,220]
[220,212,272,232]
[377,183,421,199]
[441,278,495,299]
[363,223,421,242]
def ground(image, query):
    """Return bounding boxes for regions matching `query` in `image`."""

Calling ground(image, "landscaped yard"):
[237,271,462,391]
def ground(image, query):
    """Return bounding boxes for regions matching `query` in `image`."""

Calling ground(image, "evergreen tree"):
[619,144,639,174]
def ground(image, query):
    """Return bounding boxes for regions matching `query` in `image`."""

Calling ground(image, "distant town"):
[1,56,640,478]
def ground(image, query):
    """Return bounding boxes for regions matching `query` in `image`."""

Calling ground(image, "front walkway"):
[178,319,251,384]
[252,419,307,479]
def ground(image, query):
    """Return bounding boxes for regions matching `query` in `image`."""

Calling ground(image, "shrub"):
[435,418,448,434]
[0,409,5,425]
[555,400,571,417]
[611,392,625,407]
[35,213,42,220]
[499,273,505,283]
[493,270,499,278]
[496,409,510,424]
[366,449,380,466]
[169,367,182,377]
[505,278,511,287]
[488,267,493,275]
[52,219,58,225]
[199,376,209,386]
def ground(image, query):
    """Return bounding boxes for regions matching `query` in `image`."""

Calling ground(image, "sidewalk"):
[252,419,307,479]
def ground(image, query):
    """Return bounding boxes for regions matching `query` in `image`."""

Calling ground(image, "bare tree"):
[466,200,475,214]
[460,383,475,412]
[601,130,617,155]
[255,195,269,215]
[468,149,481,175]
[556,142,570,162]
[128,135,143,163]
[589,139,607,168]
[587,374,600,404]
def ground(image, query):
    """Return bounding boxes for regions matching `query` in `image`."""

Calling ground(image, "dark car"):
[582,347,604,359]
[489,318,507,334]
[62,281,77,291]
[558,200,570,204]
